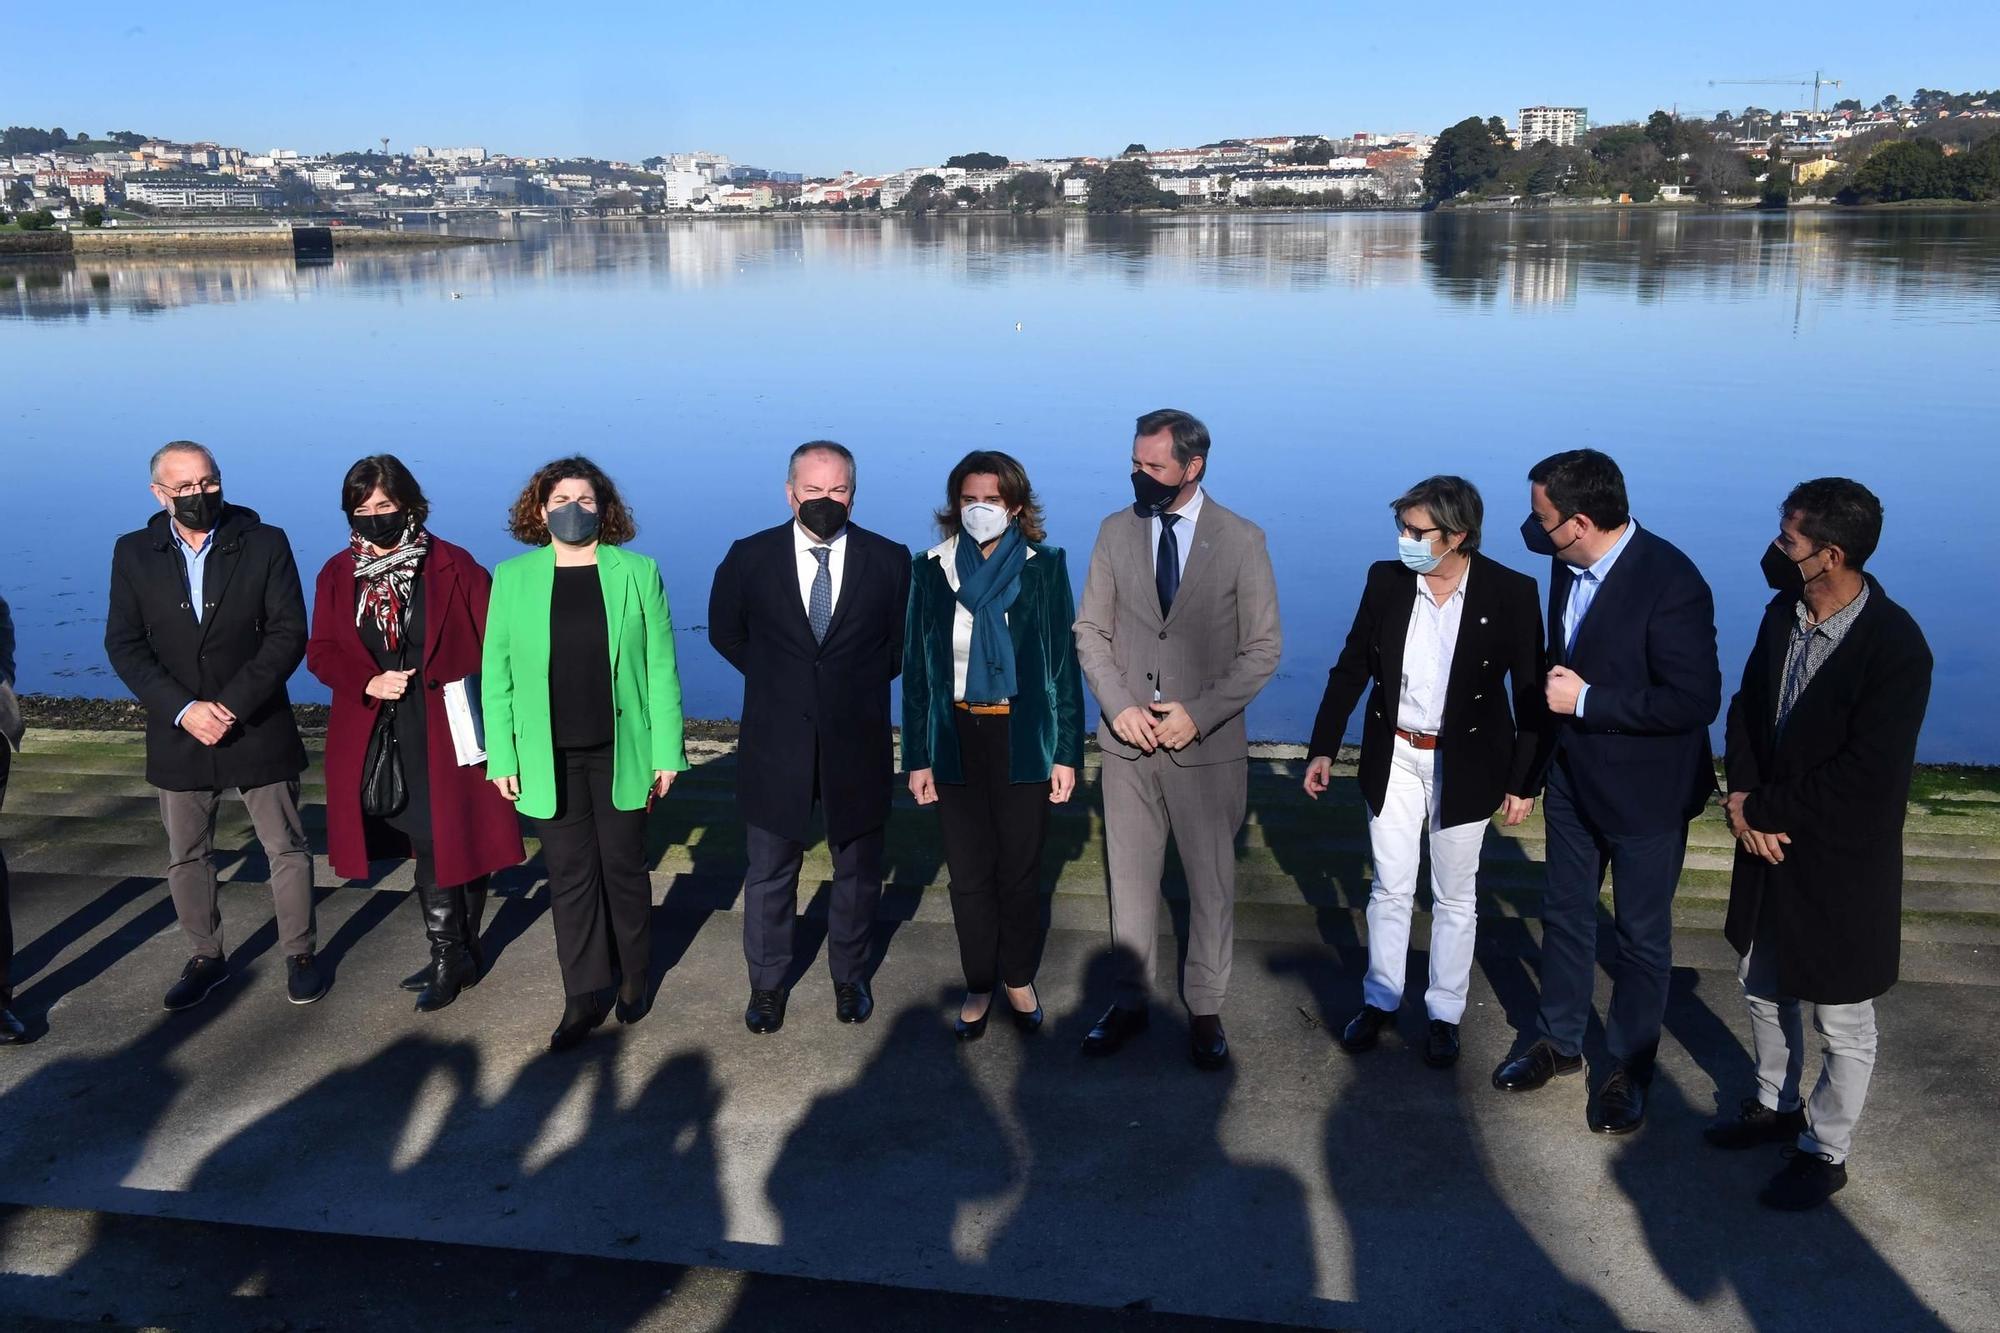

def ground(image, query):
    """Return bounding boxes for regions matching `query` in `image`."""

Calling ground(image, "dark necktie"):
[808,546,833,644]
[1156,513,1181,617]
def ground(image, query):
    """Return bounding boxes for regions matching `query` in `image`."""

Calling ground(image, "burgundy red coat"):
[307,536,525,887]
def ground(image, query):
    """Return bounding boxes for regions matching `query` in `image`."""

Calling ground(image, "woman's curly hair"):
[507,455,637,546]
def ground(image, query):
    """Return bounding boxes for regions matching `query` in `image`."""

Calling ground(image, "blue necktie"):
[1156,514,1181,617]
[808,546,833,644]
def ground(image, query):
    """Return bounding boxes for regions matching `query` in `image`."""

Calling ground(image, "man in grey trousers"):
[1074,409,1281,1069]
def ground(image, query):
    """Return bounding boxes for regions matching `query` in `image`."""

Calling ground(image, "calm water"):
[3,212,1995,760]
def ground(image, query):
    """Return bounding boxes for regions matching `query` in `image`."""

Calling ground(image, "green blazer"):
[482,544,688,820]
[901,538,1086,786]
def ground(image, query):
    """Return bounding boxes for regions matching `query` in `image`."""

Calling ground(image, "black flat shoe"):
[1341,1003,1394,1054]
[1424,1020,1461,1069]
[0,1007,26,1045]
[1491,1039,1583,1092]
[1189,1014,1229,1070]
[745,988,787,1035]
[550,995,608,1052]
[956,1010,989,1041]
[1006,986,1044,1035]
[1588,1065,1647,1134]
[615,986,653,1026]
[163,955,229,1012]
[835,981,873,1025]
[1082,1003,1149,1057]
[1704,1098,1807,1150]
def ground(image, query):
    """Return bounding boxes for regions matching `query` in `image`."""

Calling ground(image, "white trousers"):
[1362,736,1487,1023]
[1740,913,1878,1165]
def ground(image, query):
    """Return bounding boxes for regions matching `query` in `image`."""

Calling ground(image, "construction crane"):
[1709,71,1844,114]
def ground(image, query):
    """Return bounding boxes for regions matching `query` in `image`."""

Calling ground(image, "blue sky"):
[13,2,1998,173]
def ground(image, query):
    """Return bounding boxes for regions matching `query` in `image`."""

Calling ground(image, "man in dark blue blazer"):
[1492,449,1721,1135]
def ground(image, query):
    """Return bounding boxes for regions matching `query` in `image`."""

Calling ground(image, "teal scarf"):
[953,527,1026,704]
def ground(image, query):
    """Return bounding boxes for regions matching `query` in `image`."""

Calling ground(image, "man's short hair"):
[150,440,220,484]
[1785,477,1883,570]
[1134,409,1211,467]
[1528,448,1628,530]
[789,440,856,487]
[1391,475,1484,556]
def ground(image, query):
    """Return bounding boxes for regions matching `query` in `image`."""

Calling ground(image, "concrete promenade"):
[1,725,1995,1331]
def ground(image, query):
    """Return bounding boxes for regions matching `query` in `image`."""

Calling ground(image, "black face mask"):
[352,510,408,547]
[1520,513,1580,561]
[797,497,849,541]
[546,500,601,545]
[1131,466,1189,517]
[1761,541,1824,596]
[171,489,225,532]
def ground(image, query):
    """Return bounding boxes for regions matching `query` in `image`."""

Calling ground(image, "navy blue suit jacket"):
[1538,525,1721,834]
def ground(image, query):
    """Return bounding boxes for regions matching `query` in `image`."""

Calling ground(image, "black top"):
[549,564,613,750]
[358,570,431,839]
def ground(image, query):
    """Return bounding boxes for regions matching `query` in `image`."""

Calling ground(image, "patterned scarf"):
[351,527,430,652]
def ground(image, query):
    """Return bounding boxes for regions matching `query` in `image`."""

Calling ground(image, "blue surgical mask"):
[1398,535,1444,574]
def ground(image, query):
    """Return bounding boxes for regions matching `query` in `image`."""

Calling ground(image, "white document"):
[442,677,486,766]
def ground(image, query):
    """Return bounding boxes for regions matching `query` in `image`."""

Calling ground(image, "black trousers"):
[0,745,12,1005]
[936,710,1050,992]
[743,817,884,992]
[533,745,651,998]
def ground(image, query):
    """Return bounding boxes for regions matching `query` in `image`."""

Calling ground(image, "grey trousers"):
[159,781,316,959]
[1739,911,1878,1164]
[1100,751,1246,1016]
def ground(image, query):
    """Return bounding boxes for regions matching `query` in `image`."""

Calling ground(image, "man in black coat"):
[0,592,22,1043]
[1493,449,1722,1136]
[104,441,319,1010]
[1707,478,1931,1211]
[708,441,910,1034]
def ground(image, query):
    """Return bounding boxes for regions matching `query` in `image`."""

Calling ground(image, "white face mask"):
[960,502,1010,545]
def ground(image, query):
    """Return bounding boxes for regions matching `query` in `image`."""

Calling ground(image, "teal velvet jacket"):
[900,538,1086,785]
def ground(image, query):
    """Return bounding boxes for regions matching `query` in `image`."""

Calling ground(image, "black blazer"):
[1723,580,1931,1004]
[103,506,309,792]
[1538,525,1721,834]
[1309,554,1547,828]
[708,520,910,845]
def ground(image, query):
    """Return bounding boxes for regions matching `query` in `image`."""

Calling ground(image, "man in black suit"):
[0,592,22,1043]
[709,441,911,1034]
[1493,449,1721,1135]
[104,441,318,1010]
[1707,479,1930,1210]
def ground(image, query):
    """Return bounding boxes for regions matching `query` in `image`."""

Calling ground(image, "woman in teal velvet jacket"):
[902,450,1085,1040]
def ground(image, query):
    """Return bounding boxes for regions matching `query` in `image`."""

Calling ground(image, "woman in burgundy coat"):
[307,455,524,1011]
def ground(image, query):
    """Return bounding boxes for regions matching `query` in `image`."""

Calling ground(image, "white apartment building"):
[413,146,489,163]
[1229,167,1383,201]
[656,169,708,207]
[1517,106,1589,148]
[124,175,283,209]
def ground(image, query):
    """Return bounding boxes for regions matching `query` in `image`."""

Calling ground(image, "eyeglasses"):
[1397,521,1444,541]
[160,477,221,498]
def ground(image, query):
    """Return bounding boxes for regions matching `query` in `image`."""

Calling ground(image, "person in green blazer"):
[483,456,687,1052]
[902,450,1085,1040]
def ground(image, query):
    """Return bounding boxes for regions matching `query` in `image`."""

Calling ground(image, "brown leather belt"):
[955,701,1011,716]
[1395,728,1439,751]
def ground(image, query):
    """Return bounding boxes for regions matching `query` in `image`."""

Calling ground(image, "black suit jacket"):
[1723,579,1930,1003]
[103,506,309,793]
[1308,554,1547,828]
[1538,524,1721,834]
[708,520,910,844]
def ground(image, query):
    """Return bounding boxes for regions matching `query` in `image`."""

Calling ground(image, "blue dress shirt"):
[1562,519,1638,719]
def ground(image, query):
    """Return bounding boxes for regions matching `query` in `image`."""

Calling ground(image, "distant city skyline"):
[12,2,1999,174]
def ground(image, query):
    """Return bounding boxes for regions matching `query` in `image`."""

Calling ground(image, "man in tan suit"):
[1074,409,1282,1068]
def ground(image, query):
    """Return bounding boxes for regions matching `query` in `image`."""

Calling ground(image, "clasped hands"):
[1112,701,1198,754]
[179,700,236,747]
[1724,790,1791,864]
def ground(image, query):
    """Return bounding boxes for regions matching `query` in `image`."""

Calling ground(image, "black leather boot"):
[413,882,476,1013]
[462,877,489,982]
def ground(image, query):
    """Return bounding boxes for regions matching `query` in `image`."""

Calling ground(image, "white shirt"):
[932,535,1036,701]
[1148,484,1205,581]
[794,520,848,618]
[1396,564,1469,735]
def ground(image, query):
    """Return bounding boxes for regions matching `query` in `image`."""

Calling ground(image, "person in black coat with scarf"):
[104,441,318,1010]
[709,441,910,1035]
[1708,479,1931,1212]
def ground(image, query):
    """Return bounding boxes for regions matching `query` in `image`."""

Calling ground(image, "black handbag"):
[361,640,410,818]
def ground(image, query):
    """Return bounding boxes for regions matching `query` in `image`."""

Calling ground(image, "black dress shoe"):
[550,994,608,1052]
[1189,1014,1229,1070]
[1006,985,1044,1035]
[1759,1148,1848,1211]
[1340,1003,1394,1053]
[745,988,787,1035]
[0,1007,25,1045]
[1491,1039,1582,1092]
[1588,1066,1647,1134]
[614,983,652,1026]
[835,981,873,1025]
[1705,1098,1807,1150]
[163,955,230,1012]
[1424,1020,1461,1069]
[1081,1003,1149,1057]
[286,953,327,1005]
